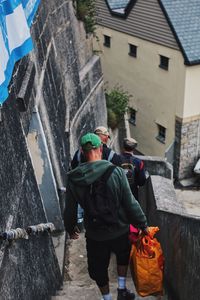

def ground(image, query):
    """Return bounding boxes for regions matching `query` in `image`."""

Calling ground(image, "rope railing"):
[0,222,55,241]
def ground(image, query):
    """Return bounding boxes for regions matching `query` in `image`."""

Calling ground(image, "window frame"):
[156,124,166,143]
[128,44,137,58]
[103,35,111,48]
[159,55,169,70]
[128,108,137,125]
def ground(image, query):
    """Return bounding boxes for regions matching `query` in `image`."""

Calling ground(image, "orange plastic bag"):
[129,226,164,297]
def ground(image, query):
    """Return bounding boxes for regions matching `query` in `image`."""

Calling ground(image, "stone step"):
[52,281,100,299]
[52,280,162,300]
[51,232,166,300]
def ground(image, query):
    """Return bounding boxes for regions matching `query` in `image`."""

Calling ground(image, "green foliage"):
[106,86,131,129]
[107,108,118,129]
[76,0,96,34]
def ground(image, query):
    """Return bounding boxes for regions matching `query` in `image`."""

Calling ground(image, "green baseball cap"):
[81,133,102,152]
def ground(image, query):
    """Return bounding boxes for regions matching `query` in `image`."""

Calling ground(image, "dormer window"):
[106,0,130,16]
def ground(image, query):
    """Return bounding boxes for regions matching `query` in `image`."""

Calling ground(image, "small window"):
[159,55,169,70]
[104,35,111,48]
[129,44,137,57]
[129,108,136,125]
[156,124,166,143]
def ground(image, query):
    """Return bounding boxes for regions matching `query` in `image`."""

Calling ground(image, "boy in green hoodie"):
[64,133,148,300]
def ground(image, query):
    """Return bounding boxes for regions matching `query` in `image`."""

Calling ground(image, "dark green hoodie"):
[64,160,147,241]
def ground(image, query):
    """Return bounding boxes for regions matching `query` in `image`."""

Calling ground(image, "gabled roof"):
[104,0,200,65]
[160,0,200,65]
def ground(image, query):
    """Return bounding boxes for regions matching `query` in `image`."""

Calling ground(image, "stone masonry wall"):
[0,1,107,299]
[174,117,200,180]
[140,176,200,300]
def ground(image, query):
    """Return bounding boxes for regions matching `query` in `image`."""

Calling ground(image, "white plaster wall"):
[94,27,186,157]
[183,66,200,119]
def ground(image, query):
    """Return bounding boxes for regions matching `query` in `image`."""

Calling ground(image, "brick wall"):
[175,117,200,180]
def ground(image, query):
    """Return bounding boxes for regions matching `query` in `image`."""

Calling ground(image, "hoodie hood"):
[68,160,112,186]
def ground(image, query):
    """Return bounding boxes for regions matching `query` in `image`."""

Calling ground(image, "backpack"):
[120,156,135,186]
[83,165,118,230]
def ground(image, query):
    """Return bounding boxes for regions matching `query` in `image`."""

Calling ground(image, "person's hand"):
[138,226,149,236]
[142,226,149,236]
[136,226,149,251]
[69,226,80,240]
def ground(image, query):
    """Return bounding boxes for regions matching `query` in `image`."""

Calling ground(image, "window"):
[104,35,111,48]
[156,124,166,143]
[159,55,169,70]
[129,108,136,125]
[129,44,137,57]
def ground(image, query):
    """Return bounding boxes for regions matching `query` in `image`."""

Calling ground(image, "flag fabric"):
[0,0,40,104]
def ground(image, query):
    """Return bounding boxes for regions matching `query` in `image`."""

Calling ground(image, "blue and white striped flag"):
[0,0,40,104]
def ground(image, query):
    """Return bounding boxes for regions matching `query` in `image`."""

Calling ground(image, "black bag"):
[120,156,135,186]
[83,165,118,229]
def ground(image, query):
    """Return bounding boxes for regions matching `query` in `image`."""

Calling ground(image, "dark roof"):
[105,0,200,65]
[158,0,200,65]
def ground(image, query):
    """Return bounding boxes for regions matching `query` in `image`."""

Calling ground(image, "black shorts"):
[86,232,131,287]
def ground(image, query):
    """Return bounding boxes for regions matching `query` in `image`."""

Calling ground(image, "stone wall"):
[140,176,200,300]
[138,155,173,179]
[175,117,200,180]
[0,1,107,299]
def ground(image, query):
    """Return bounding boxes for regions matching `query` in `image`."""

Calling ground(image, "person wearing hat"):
[120,137,146,200]
[70,126,121,229]
[70,126,121,169]
[64,133,148,300]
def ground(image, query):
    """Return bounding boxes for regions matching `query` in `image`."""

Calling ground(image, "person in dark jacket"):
[120,137,146,200]
[71,126,121,228]
[64,133,148,300]
[70,126,121,169]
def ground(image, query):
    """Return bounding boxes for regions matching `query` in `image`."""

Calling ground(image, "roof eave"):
[185,59,200,66]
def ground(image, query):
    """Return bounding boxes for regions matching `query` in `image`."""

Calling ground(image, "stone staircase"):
[52,281,163,300]
[52,232,165,300]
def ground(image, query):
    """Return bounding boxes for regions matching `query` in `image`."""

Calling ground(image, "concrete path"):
[52,232,165,300]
